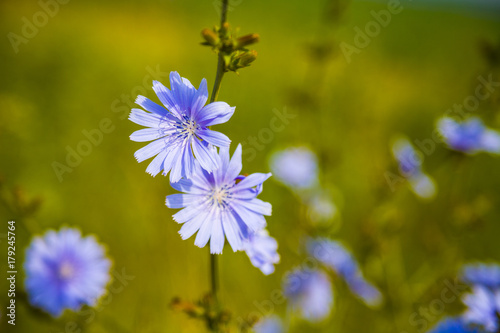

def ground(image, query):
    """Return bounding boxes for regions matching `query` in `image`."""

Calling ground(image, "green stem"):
[210,54,225,103]
[208,2,229,332]
[210,253,219,305]
[209,0,229,103]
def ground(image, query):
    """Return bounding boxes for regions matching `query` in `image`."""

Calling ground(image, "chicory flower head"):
[130,71,235,182]
[24,228,111,317]
[166,144,272,254]
[283,268,333,322]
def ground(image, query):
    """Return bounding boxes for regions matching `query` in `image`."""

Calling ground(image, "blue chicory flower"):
[307,238,383,306]
[130,71,235,182]
[283,268,333,322]
[166,144,272,254]
[437,117,500,154]
[24,228,111,317]
[242,229,280,275]
[269,147,318,190]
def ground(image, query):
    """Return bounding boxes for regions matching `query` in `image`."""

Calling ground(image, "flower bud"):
[236,33,260,49]
[201,28,219,46]
[238,50,257,67]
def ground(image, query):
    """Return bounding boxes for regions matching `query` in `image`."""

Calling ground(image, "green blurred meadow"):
[1,0,500,332]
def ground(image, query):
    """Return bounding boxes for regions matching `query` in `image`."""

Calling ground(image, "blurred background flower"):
[24,228,111,317]
[283,268,333,322]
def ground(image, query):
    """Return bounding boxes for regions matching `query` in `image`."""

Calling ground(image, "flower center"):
[177,116,198,139]
[58,261,75,280]
[209,185,232,208]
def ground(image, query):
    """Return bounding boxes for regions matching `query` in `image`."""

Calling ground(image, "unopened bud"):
[201,28,219,46]
[238,50,257,67]
[236,33,260,49]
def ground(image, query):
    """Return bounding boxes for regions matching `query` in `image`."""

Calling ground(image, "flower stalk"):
[209,1,229,331]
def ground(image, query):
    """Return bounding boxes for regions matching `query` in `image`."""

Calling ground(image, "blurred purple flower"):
[270,147,318,190]
[253,316,283,333]
[129,71,235,182]
[427,316,482,333]
[166,144,272,254]
[307,238,383,306]
[242,229,280,275]
[391,137,436,199]
[462,285,500,332]
[283,268,333,322]
[24,228,111,317]
[437,117,500,155]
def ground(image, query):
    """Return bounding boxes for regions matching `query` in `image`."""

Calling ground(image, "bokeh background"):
[1,0,500,332]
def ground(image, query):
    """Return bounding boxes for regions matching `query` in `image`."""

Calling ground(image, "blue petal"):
[232,189,259,199]
[221,209,243,252]
[210,212,225,254]
[224,144,243,183]
[134,139,165,163]
[179,208,210,240]
[182,140,195,179]
[194,207,216,248]
[234,173,272,191]
[242,198,272,216]
[165,193,203,209]
[161,142,181,176]
[130,128,170,142]
[230,203,267,231]
[190,78,208,117]
[171,178,206,194]
[129,108,163,127]
[170,72,196,116]
[192,137,220,172]
[190,161,214,191]
[135,95,168,116]
[196,102,235,126]
[145,150,168,176]
[152,80,181,119]
[169,142,187,182]
[197,129,231,147]
[173,200,209,223]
